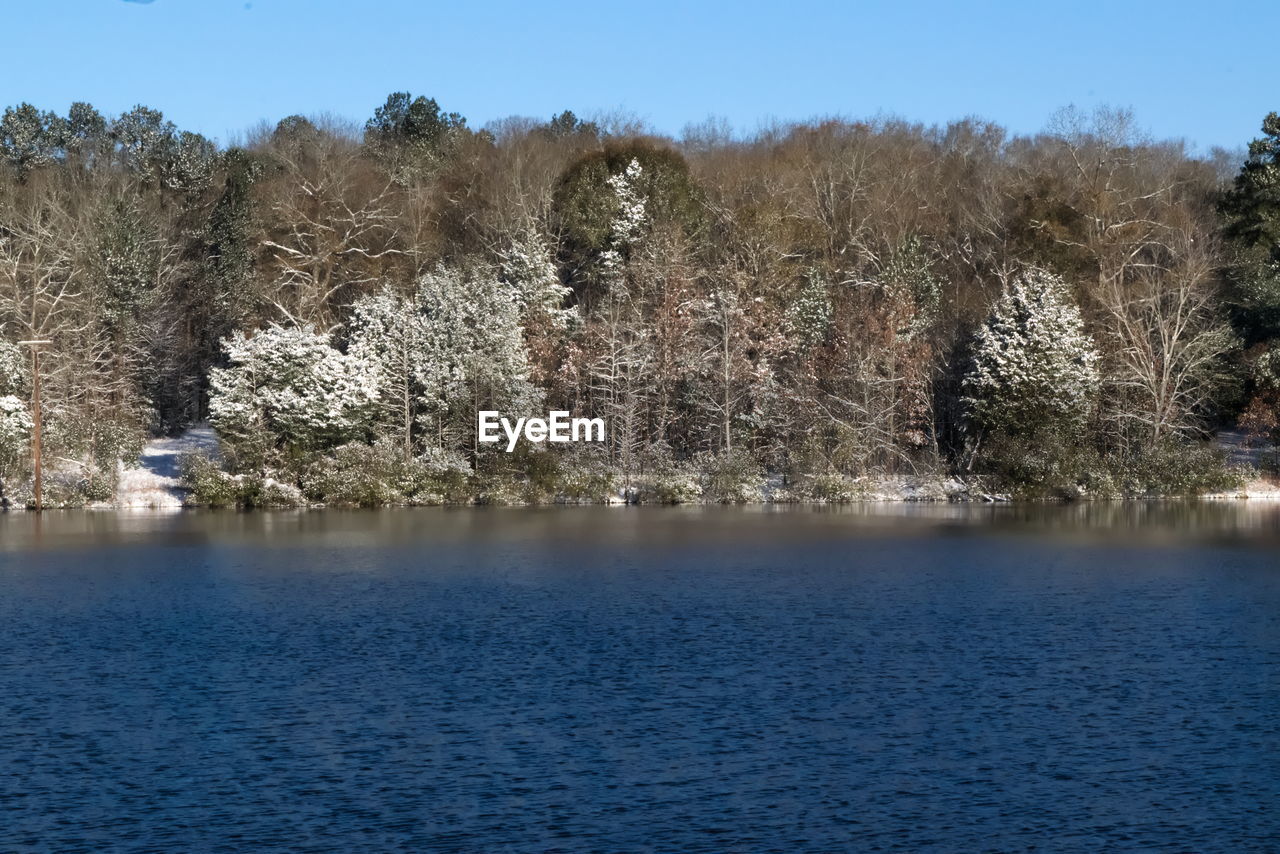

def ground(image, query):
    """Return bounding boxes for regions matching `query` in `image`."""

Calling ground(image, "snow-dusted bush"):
[302,442,402,506]
[301,439,474,506]
[786,271,832,348]
[180,452,238,507]
[180,452,305,508]
[793,471,869,503]
[1110,439,1243,497]
[698,449,764,503]
[553,449,618,502]
[635,462,702,504]
[963,269,1100,437]
[209,324,380,461]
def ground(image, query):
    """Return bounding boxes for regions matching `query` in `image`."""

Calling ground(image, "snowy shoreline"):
[5,425,1271,512]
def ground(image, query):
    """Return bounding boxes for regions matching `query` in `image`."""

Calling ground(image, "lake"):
[1,505,1277,852]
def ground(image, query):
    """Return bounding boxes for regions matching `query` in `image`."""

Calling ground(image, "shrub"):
[180,452,239,507]
[1110,439,1244,496]
[976,430,1104,499]
[180,452,304,508]
[635,462,702,504]
[302,440,474,506]
[793,471,867,502]
[698,449,763,503]
[554,451,618,502]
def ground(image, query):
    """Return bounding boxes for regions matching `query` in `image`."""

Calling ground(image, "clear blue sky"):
[3,0,1275,152]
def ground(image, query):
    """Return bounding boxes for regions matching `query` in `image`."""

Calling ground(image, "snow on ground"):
[1209,429,1280,501]
[114,424,220,510]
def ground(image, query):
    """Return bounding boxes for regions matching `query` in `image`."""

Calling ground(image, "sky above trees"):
[4,0,1273,152]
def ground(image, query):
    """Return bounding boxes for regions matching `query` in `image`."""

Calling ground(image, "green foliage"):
[364,92,467,176]
[635,461,702,505]
[882,236,941,338]
[0,395,33,480]
[553,140,705,264]
[92,200,158,337]
[540,110,600,142]
[698,449,764,503]
[0,102,64,173]
[45,410,145,477]
[977,431,1240,498]
[976,430,1107,499]
[0,339,27,397]
[785,271,832,348]
[206,148,260,320]
[792,471,868,502]
[180,451,305,508]
[110,106,217,193]
[551,448,618,502]
[1221,112,1280,345]
[301,440,473,506]
[180,452,238,507]
[209,325,380,462]
[1110,440,1243,497]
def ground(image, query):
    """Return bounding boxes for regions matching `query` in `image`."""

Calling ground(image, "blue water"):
[1,507,1278,851]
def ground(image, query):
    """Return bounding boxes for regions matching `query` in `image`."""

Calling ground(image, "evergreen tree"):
[963,269,1100,438]
[1221,112,1280,345]
[209,325,380,465]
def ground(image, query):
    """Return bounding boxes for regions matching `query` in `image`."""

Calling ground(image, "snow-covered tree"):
[0,338,26,396]
[599,159,648,276]
[963,269,1100,437]
[786,271,832,348]
[0,103,66,173]
[347,286,432,454]
[413,264,538,448]
[209,324,380,459]
[349,265,537,454]
[499,230,575,330]
[0,394,33,479]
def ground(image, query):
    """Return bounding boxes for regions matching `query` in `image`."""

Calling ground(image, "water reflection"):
[1,501,1279,554]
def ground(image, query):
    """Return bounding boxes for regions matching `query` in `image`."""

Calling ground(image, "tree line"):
[1,94,1278,505]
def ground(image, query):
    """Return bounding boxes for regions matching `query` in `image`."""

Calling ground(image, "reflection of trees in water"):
[1,502,1278,555]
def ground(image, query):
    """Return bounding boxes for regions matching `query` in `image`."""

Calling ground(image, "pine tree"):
[1221,112,1280,345]
[963,269,1100,438]
[348,286,432,455]
[209,325,380,464]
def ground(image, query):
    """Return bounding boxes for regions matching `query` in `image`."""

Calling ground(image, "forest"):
[1,95,1279,506]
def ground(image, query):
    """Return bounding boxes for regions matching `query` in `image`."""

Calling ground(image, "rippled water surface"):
[1,505,1278,852]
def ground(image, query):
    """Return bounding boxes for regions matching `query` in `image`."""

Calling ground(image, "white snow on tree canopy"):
[209,324,380,452]
[963,269,1100,436]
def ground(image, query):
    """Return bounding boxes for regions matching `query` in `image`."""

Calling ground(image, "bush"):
[405,445,474,503]
[635,461,702,504]
[1110,439,1244,496]
[698,449,763,503]
[556,455,619,502]
[793,471,868,502]
[302,440,474,506]
[978,430,1243,498]
[181,452,305,508]
[975,430,1104,499]
[180,452,239,507]
[1260,449,1280,479]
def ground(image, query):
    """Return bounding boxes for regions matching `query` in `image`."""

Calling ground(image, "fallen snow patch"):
[114,424,220,510]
